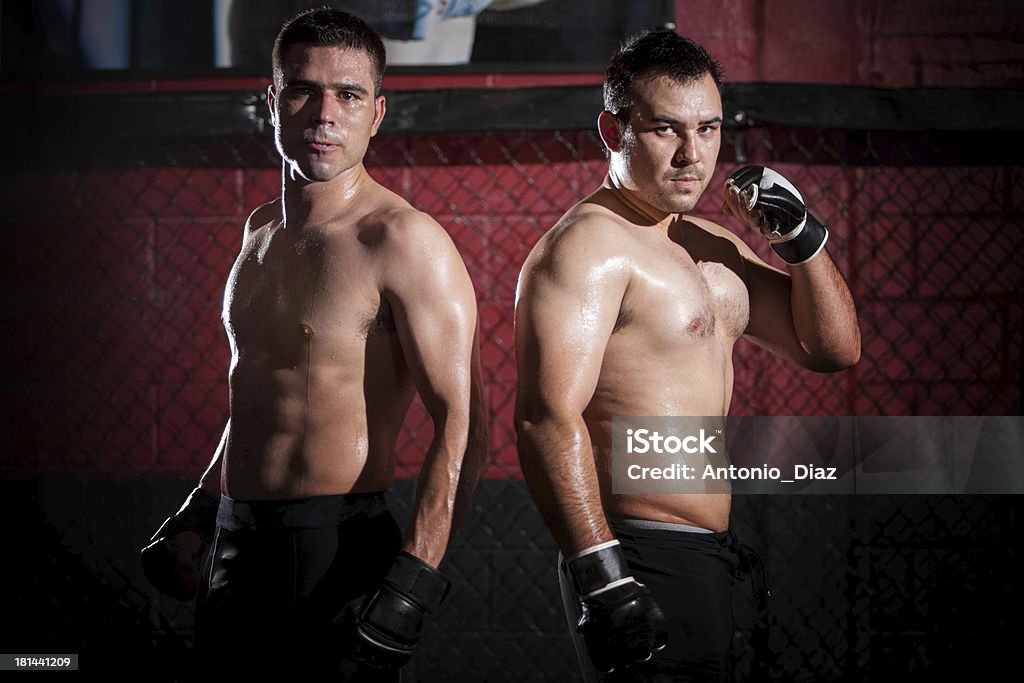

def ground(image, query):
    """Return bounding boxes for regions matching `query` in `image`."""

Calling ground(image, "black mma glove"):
[348,552,451,670]
[140,487,219,600]
[568,540,668,673]
[727,165,829,264]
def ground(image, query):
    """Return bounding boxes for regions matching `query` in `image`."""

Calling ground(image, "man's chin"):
[287,162,341,184]
[658,195,701,215]
[664,186,706,214]
[307,168,341,183]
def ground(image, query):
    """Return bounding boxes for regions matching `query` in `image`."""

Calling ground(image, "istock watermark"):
[613,417,731,494]
[611,416,1024,494]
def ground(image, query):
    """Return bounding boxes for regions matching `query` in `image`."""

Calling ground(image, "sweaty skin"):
[515,73,859,556]
[194,44,486,568]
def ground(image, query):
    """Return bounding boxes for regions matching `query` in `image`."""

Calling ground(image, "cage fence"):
[1,84,1021,681]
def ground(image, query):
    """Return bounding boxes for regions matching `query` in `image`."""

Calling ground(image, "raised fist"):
[725,165,829,264]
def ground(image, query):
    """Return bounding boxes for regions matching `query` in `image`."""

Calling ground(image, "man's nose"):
[312,93,337,125]
[674,134,699,165]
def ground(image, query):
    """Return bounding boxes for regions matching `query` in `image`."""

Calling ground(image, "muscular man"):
[140,8,486,679]
[515,31,860,682]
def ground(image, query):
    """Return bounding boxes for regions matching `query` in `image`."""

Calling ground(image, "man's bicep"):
[742,256,806,363]
[389,240,477,415]
[515,262,621,420]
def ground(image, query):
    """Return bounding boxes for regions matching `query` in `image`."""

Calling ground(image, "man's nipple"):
[300,323,314,337]
[686,307,715,338]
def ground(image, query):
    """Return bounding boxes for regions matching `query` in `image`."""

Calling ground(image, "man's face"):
[269,44,385,184]
[608,72,723,214]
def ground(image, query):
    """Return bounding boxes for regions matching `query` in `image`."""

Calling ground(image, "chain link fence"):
[1,88,1021,681]
[6,126,1019,473]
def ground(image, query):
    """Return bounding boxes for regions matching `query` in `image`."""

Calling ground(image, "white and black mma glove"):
[727,165,829,265]
[569,540,668,673]
[348,552,451,670]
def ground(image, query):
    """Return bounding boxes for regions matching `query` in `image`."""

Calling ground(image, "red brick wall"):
[677,0,1024,87]
[6,137,1020,476]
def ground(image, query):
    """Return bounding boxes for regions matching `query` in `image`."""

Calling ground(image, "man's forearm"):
[450,368,488,532]
[517,416,612,556]
[789,252,861,370]
[402,417,470,567]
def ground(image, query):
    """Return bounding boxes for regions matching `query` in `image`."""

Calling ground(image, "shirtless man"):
[140,8,486,679]
[515,31,860,681]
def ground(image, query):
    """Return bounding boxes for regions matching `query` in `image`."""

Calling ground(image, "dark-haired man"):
[140,8,486,679]
[515,31,860,681]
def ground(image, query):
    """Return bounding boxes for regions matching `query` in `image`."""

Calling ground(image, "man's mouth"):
[669,175,702,186]
[304,129,342,151]
[308,141,338,152]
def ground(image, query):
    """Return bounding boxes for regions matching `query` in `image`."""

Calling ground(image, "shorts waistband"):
[610,519,772,604]
[611,518,715,534]
[216,492,388,530]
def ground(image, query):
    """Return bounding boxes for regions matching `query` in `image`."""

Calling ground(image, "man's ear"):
[597,110,624,153]
[267,85,278,127]
[370,95,386,137]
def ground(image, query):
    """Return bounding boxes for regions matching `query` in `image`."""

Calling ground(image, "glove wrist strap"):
[383,552,451,613]
[567,541,635,598]
[770,213,829,265]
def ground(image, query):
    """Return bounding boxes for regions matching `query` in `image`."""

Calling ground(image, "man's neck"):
[602,174,676,230]
[280,163,372,229]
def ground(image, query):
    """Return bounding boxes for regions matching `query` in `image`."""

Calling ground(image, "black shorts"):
[558,520,770,683]
[195,492,401,679]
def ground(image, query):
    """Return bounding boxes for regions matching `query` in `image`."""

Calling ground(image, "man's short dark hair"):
[273,7,386,95]
[603,30,723,117]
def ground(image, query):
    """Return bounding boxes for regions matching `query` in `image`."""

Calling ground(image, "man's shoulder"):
[360,194,471,297]
[244,200,282,237]
[534,200,635,258]
[352,191,464,282]
[361,199,454,253]
[520,201,635,289]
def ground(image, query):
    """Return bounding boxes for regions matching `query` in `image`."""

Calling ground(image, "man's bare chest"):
[222,230,387,353]
[621,243,750,343]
